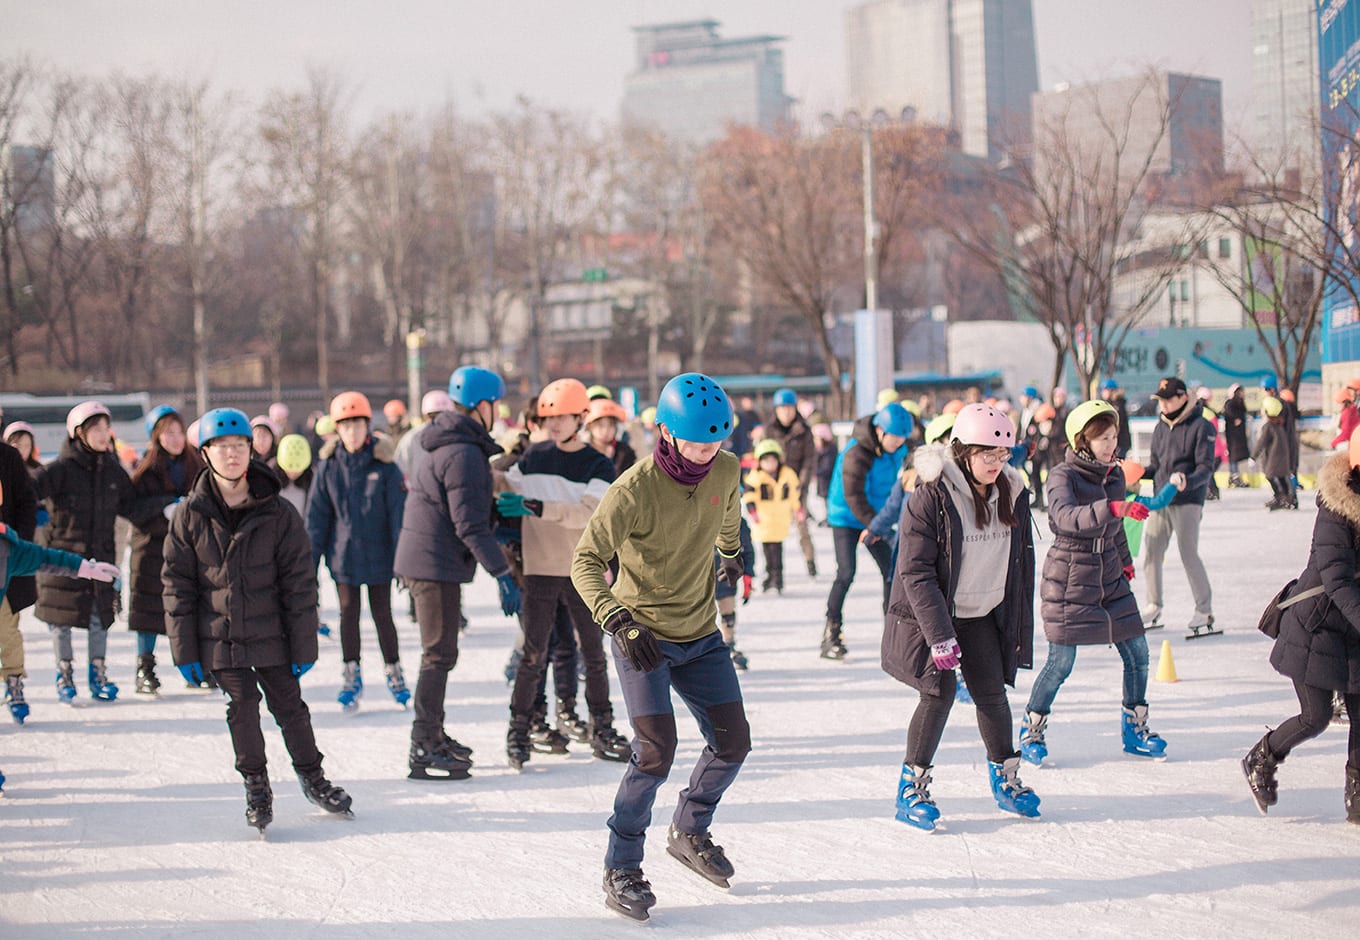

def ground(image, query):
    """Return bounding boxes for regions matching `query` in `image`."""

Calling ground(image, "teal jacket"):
[0,523,84,609]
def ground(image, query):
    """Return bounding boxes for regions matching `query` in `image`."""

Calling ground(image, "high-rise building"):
[0,144,55,234]
[844,0,1038,161]
[1250,0,1320,179]
[621,20,792,144]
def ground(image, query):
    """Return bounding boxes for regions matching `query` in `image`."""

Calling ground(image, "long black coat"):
[881,444,1035,696]
[1270,453,1360,693]
[1222,395,1250,463]
[34,440,134,628]
[393,411,510,584]
[1040,452,1141,645]
[0,440,39,612]
[163,461,319,671]
[126,455,199,635]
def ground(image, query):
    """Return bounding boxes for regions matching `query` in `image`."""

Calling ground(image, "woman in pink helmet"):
[881,403,1040,830]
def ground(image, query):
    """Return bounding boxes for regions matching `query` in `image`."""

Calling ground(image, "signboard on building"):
[1319,0,1360,362]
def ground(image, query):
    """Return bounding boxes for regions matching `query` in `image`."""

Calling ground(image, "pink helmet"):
[420,389,454,416]
[1195,386,1212,402]
[4,420,36,441]
[268,402,290,427]
[185,419,201,445]
[250,415,279,436]
[951,403,1015,447]
[66,401,111,439]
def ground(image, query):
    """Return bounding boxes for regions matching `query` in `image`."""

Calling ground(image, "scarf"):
[654,435,713,487]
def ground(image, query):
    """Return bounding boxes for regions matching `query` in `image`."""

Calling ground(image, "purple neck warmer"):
[654,436,714,487]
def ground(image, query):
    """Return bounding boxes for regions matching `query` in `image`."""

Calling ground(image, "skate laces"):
[901,766,934,803]
[1021,713,1047,743]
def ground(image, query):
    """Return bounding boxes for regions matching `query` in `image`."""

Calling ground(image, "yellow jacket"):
[743,464,801,543]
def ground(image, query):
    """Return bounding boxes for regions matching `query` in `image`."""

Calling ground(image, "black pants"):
[825,526,893,623]
[1267,679,1360,768]
[534,602,580,714]
[336,582,400,664]
[906,612,1015,766]
[408,578,462,744]
[214,664,323,779]
[511,575,610,720]
[1029,457,1047,509]
[1268,477,1292,502]
[761,542,784,589]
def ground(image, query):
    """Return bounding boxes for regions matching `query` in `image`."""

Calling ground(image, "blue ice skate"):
[337,661,362,713]
[988,755,1041,818]
[1121,704,1167,758]
[55,660,77,704]
[384,662,410,708]
[88,659,119,702]
[895,762,940,831]
[5,675,28,725]
[1019,710,1048,766]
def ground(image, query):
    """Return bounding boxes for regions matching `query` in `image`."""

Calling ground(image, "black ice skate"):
[297,768,353,817]
[243,772,273,835]
[589,713,631,763]
[528,711,570,754]
[666,824,734,888]
[507,716,531,770]
[556,699,591,743]
[820,619,847,660]
[135,653,160,695]
[1242,735,1280,815]
[603,867,656,922]
[408,739,472,781]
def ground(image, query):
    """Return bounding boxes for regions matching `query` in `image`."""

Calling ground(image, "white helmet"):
[66,401,111,439]
[420,390,454,416]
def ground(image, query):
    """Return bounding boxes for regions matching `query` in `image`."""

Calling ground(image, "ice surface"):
[2,487,1357,937]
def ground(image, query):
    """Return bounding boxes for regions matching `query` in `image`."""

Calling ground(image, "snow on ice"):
[2,487,1358,937]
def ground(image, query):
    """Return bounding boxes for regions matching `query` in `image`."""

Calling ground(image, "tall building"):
[0,144,55,234]
[844,0,1038,161]
[1250,0,1320,179]
[621,20,792,144]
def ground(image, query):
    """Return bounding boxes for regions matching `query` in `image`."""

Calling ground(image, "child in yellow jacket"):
[743,440,803,594]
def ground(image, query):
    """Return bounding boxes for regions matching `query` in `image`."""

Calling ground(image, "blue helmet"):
[198,408,251,447]
[873,401,914,438]
[1100,378,1118,392]
[655,372,734,443]
[1023,386,1039,400]
[772,388,797,407]
[145,404,179,437]
[1260,374,1279,390]
[448,366,506,408]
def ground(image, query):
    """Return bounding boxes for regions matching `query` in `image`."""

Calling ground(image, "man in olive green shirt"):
[571,372,752,923]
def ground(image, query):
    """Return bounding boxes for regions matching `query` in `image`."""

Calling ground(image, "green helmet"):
[1065,399,1119,450]
[753,439,784,461]
[924,413,956,445]
[586,384,612,401]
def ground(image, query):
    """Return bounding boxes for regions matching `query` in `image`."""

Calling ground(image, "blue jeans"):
[136,631,157,656]
[605,630,750,869]
[1026,635,1150,714]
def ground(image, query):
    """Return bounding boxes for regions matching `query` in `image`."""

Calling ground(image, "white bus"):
[0,393,152,462]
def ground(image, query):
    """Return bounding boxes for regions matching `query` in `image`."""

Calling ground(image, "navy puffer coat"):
[1269,453,1360,693]
[1040,451,1141,646]
[306,433,405,585]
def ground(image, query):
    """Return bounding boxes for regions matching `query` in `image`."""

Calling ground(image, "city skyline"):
[3,1,1254,134]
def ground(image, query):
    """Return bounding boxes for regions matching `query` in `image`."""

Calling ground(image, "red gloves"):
[1109,500,1149,521]
[747,506,760,524]
[796,507,807,524]
[741,574,753,604]
[1123,564,1136,582]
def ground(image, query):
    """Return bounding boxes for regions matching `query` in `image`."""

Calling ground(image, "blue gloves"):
[291,662,313,678]
[495,492,543,518]
[36,507,50,528]
[178,662,204,686]
[497,573,522,616]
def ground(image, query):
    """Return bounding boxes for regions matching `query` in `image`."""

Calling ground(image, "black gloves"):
[603,608,662,673]
[717,552,743,589]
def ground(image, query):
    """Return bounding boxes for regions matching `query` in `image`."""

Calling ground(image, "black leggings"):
[1267,680,1360,769]
[906,612,1016,766]
[337,582,400,664]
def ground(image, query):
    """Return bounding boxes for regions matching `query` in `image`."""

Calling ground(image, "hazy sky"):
[3,1,1254,131]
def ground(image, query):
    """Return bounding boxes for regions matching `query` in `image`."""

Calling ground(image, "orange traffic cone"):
[1154,639,1179,683]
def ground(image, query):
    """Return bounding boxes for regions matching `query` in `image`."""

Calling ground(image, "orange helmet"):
[383,399,407,421]
[942,399,965,415]
[587,398,628,425]
[537,378,590,417]
[1118,458,1145,487]
[1335,387,1354,405]
[1034,404,1057,423]
[1279,389,1295,403]
[330,391,372,422]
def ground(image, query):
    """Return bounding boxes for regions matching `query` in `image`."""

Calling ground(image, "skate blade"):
[1144,622,1165,631]
[530,742,570,755]
[408,765,471,781]
[666,845,731,889]
[893,811,937,832]
[605,896,653,922]
[1183,629,1224,640]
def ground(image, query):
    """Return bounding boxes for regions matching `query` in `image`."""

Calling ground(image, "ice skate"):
[555,698,590,743]
[528,710,570,754]
[408,739,472,781]
[988,755,1041,818]
[336,661,362,713]
[1346,765,1359,825]
[1142,606,1164,630]
[503,646,522,686]
[1121,704,1167,758]
[589,712,631,762]
[135,653,160,695]
[506,716,531,770]
[243,772,273,834]
[1185,613,1222,640]
[88,659,119,702]
[666,824,734,888]
[1242,734,1280,815]
[603,867,656,922]
[727,642,749,671]
[806,558,817,578]
[894,762,939,831]
[1019,710,1048,765]
[5,675,28,725]
[297,768,353,817]
[820,619,847,660]
[1331,692,1348,726]
[55,660,77,704]
[384,662,410,708]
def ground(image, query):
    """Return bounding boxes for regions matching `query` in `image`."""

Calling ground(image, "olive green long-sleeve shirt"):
[571,451,741,643]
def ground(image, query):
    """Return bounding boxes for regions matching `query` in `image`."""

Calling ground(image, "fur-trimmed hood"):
[318,430,396,463]
[912,441,1025,504]
[1317,452,1360,528]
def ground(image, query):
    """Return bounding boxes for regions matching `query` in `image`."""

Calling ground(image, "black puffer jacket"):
[764,412,816,496]
[162,461,319,671]
[881,444,1035,696]
[1040,451,1141,646]
[34,439,134,628]
[1145,401,1215,506]
[393,411,509,584]
[1222,395,1250,463]
[1269,453,1360,693]
[126,454,201,635]
[0,440,39,612]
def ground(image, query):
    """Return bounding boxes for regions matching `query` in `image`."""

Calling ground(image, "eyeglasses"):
[206,440,250,454]
[972,449,1011,466]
